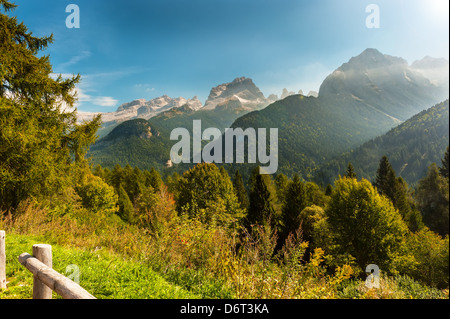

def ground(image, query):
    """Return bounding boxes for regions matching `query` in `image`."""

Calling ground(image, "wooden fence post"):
[32,244,53,299]
[0,231,6,290]
[19,253,96,299]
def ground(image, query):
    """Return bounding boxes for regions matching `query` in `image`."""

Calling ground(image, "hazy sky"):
[12,0,450,112]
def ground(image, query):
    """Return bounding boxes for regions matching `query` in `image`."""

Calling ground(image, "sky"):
[11,0,450,112]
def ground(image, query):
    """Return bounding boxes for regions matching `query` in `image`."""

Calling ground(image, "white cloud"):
[59,50,91,69]
[73,87,118,108]
[92,96,119,107]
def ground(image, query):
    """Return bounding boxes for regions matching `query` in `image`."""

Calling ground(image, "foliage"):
[0,0,448,300]
[0,0,99,211]
[117,185,135,222]
[345,163,357,179]
[233,170,249,211]
[317,100,449,187]
[415,163,449,236]
[247,167,281,229]
[440,146,449,179]
[136,185,178,238]
[324,177,409,273]
[398,228,449,289]
[374,156,423,231]
[75,174,118,215]
[280,174,307,241]
[176,163,245,227]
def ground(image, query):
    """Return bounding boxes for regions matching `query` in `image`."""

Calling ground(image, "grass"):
[1,200,448,300]
[0,233,198,299]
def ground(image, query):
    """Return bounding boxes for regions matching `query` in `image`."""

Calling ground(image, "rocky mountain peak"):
[203,77,267,110]
[338,48,407,73]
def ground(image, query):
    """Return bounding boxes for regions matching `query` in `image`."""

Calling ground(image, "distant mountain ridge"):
[315,100,449,187]
[228,49,448,178]
[88,49,449,179]
[319,48,448,121]
[203,76,269,110]
[79,75,324,138]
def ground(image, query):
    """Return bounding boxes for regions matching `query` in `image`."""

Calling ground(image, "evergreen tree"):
[274,173,290,205]
[374,156,421,231]
[394,177,423,232]
[374,156,396,200]
[93,164,105,180]
[325,184,333,196]
[117,184,135,223]
[247,166,281,228]
[0,1,100,210]
[439,146,449,179]
[110,164,124,190]
[233,170,249,211]
[281,174,307,240]
[144,168,163,191]
[416,163,449,236]
[344,163,357,179]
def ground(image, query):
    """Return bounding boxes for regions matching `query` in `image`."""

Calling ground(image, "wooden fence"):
[0,230,96,299]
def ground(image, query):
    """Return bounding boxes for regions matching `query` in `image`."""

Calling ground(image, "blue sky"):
[12,0,450,112]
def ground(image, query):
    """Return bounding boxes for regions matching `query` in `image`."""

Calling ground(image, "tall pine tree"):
[233,170,249,211]
[416,163,449,236]
[344,163,357,179]
[281,174,307,241]
[117,184,135,223]
[247,167,281,229]
[440,146,449,179]
[374,156,421,231]
[0,1,100,210]
[374,156,397,200]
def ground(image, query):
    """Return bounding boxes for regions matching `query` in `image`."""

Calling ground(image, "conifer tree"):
[247,167,281,228]
[0,1,100,210]
[144,168,163,191]
[281,174,307,240]
[117,184,135,223]
[344,163,357,179]
[416,163,449,236]
[374,156,396,200]
[233,170,249,211]
[274,173,290,205]
[374,156,422,231]
[325,184,333,196]
[440,146,449,179]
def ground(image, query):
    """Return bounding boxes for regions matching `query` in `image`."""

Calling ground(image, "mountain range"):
[79,77,314,138]
[87,48,449,185]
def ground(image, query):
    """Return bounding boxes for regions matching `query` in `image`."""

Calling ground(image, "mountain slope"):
[89,77,277,173]
[228,49,448,179]
[319,48,448,121]
[315,100,449,187]
[89,49,449,178]
[148,77,274,137]
[78,95,203,138]
[89,119,172,171]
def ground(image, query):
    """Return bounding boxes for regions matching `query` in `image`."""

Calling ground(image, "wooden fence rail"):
[0,230,96,299]
[0,230,6,290]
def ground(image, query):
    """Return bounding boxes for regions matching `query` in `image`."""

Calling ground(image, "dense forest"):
[1,0,449,299]
[316,100,449,187]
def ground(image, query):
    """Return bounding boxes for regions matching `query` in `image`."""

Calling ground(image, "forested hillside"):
[315,100,449,186]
